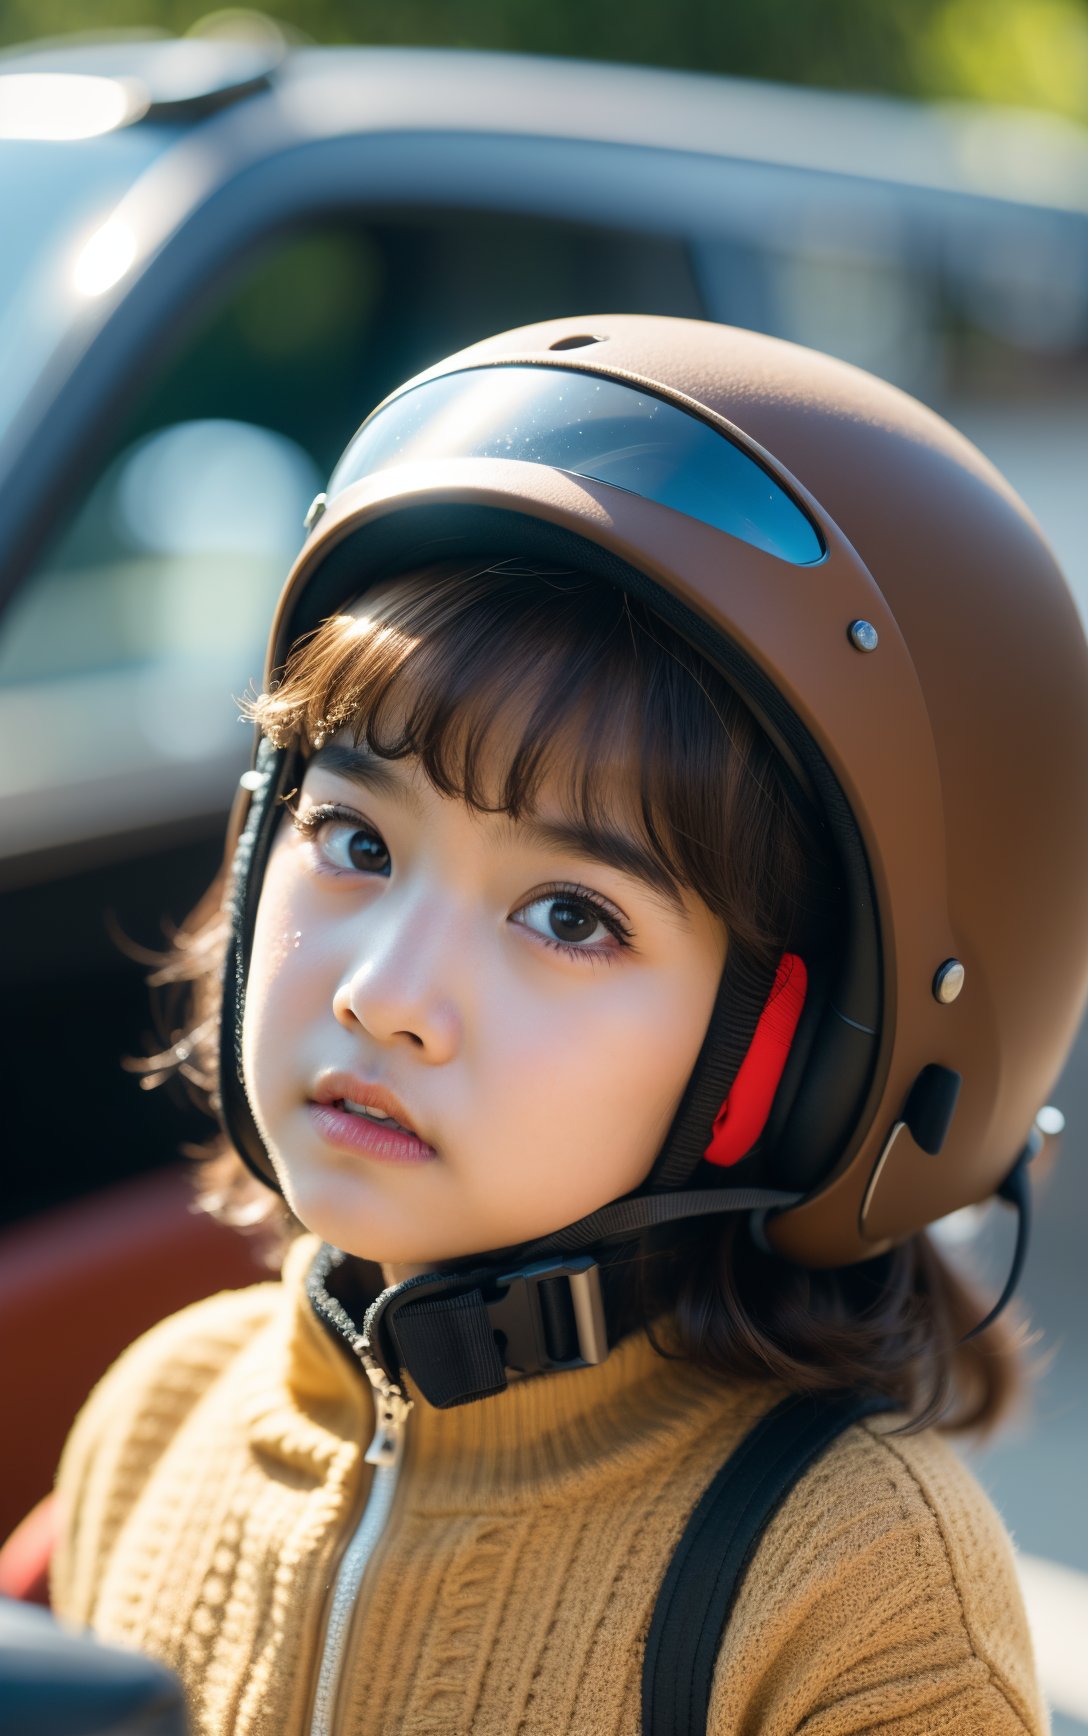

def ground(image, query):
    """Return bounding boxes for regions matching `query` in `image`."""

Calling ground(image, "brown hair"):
[145,556,1024,1432]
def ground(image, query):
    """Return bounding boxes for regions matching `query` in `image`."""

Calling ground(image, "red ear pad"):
[703,953,808,1168]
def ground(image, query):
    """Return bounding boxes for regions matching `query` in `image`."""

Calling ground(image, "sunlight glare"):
[72,220,139,298]
[0,73,148,141]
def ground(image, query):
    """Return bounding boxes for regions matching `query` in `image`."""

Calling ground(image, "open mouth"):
[307,1090,437,1164]
[308,1073,431,1154]
[336,1098,412,1136]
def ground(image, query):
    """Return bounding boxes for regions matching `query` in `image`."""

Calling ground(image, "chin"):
[274,1172,443,1265]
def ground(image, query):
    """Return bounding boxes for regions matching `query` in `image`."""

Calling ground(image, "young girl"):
[52,315,1088,1735]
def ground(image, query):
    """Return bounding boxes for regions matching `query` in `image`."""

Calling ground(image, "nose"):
[331,893,461,1062]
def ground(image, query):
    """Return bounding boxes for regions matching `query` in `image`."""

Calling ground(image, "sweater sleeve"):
[51,1282,280,1627]
[707,1420,1048,1736]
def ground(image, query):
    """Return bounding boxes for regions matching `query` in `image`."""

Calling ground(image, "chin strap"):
[308,1177,803,1410]
[309,1124,1051,1407]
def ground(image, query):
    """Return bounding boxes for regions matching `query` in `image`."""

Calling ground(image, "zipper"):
[307,1358,412,1736]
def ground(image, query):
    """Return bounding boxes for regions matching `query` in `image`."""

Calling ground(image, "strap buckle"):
[487,1254,609,1374]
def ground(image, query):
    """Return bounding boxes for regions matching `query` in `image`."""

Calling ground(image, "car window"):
[0,416,321,848]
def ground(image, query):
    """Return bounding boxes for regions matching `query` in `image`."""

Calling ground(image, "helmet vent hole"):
[548,333,606,350]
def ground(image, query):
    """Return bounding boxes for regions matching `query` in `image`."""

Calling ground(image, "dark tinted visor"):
[326,366,825,566]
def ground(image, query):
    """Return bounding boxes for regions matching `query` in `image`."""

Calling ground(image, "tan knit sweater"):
[52,1235,1047,1735]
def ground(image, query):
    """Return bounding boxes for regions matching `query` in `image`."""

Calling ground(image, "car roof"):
[3,33,1085,215]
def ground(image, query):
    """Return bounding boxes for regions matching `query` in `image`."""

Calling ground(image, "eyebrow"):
[307,738,690,919]
[308,739,425,814]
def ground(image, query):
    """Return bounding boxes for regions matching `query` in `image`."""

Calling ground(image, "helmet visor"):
[326,365,825,567]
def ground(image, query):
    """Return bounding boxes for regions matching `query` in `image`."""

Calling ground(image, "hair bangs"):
[248,557,827,961]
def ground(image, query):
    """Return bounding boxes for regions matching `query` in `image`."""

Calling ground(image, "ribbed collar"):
[245,1234,776,1507]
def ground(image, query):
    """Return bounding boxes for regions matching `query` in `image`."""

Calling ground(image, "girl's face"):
[242,734,727,1270]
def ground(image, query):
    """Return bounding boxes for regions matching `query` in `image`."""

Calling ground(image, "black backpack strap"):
[642,1390,894,1736]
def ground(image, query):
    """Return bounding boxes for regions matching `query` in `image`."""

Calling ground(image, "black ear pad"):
[753,802,881,1192]
[759,954,876,1193]
[758,952,830,1169]
[773,817,882,1190]
[769,1001,881,1193]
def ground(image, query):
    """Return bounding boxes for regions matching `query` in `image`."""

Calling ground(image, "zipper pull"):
[363,1361,413,1468]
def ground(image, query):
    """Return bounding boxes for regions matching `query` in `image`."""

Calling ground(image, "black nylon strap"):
[641,1391,894,1736]
[389,1287,508,1407]
[311,1178,803,1409]
[509,1180,802,1264]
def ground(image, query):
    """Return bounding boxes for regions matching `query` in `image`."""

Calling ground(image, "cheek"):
[475,954,719,1225]
[241,847,327,1102]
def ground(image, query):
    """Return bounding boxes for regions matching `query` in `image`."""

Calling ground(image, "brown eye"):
[515,890,621,954]
[548,899,599,943]
[341,829,390,874]
[297,807,392,876]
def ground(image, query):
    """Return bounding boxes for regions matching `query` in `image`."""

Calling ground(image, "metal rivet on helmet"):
[848,620,879,652]
[933,959,965,1004]
[1035,1104,1065,1137]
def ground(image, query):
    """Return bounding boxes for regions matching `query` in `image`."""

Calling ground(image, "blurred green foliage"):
[0,0,1086,120]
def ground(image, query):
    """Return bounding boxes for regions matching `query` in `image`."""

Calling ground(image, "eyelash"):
[289,802,634,963]
[526,881,634,964]
[291,802,388,869]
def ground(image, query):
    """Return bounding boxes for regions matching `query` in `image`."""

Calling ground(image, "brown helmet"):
[221,314,1088,1272]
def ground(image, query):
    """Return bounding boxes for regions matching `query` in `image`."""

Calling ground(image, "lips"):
[309,1072,424,1140]
[307,1072,438,1166]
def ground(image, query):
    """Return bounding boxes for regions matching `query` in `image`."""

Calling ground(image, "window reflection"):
[0,419,320,843]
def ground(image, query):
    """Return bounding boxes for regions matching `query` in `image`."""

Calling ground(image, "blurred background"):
[0,3,1085,1726]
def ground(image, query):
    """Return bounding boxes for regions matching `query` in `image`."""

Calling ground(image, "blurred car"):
[2,35,1087,1720]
